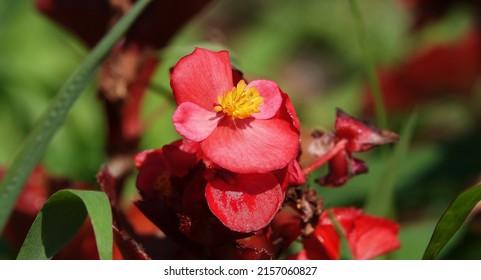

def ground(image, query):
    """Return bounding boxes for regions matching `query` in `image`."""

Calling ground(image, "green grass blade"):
[423,184,481,260]
[16,189,112,260]
[365,111,418,216]
[328,210,353,260]
[348,0,388,129]
[0,0,152,233]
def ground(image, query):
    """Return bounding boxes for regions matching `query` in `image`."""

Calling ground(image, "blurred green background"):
[1,0,481,259]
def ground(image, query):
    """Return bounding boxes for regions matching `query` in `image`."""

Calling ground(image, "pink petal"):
[201,118,300,174]
[171,48,233,110]
[173,102,222,142]
[205,172,283,233]
[247,80,283,119]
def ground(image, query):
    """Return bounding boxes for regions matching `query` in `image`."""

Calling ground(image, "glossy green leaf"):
[365,111,418,217]
[17,189,112,260]
[423,184,481,260]
[0,0,152,233]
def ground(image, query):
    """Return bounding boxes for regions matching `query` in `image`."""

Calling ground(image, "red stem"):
[302,139,347,176]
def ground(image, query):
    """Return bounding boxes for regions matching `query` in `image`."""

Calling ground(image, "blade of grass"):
[328,210,353,260]
[17,189,112,260]
[348,0,387,129]
[423,184,481,260]
[364,111,418,216]
[0,0,152,233]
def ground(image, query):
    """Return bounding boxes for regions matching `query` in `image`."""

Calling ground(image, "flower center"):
[214,80,264,119]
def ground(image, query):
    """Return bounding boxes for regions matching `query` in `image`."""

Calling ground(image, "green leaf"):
[365,111,418,217]
[0,0,152,233]
[17,189,112,260]
[423,184,481,260]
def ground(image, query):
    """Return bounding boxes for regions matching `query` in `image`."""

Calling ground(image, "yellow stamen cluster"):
[214,80,264,119]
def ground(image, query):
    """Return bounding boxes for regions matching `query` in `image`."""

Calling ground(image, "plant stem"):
[302,139,347,176]
[348,0,388,129]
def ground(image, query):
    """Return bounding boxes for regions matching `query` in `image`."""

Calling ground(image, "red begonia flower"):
[171,48,300,174]
[290,208,400,260]
[335,109,399,153]
[312,109,398,187]
[135,138,293,234]
[364,30,481,114]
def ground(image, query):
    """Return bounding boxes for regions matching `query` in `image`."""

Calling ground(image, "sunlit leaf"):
[423,184,481,260]
[17,189,112,260]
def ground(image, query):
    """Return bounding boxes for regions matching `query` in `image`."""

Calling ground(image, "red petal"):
[171,48,233,110]
[314,208,400,260]
[348,215,400,260]
[205,172,283,233]
[162,140,200,177]
[173,102,222,142]
[317,152,369,187]
[302,233,336,259]
[316,150,349,187]
[279,92,301,132]
[135,141,200,195]
[285,249,310,260]
[269,206,302,251]
[310,208,363,259]
[247,80,283,120]
[134,149,164,169]
[201,118,300,173]
[335,108,399,153]
[320,207,363,228]
[286,160,306,187]
[136,162,170,198]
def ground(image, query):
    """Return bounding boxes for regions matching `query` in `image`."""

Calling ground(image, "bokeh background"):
[1,0,481,259]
